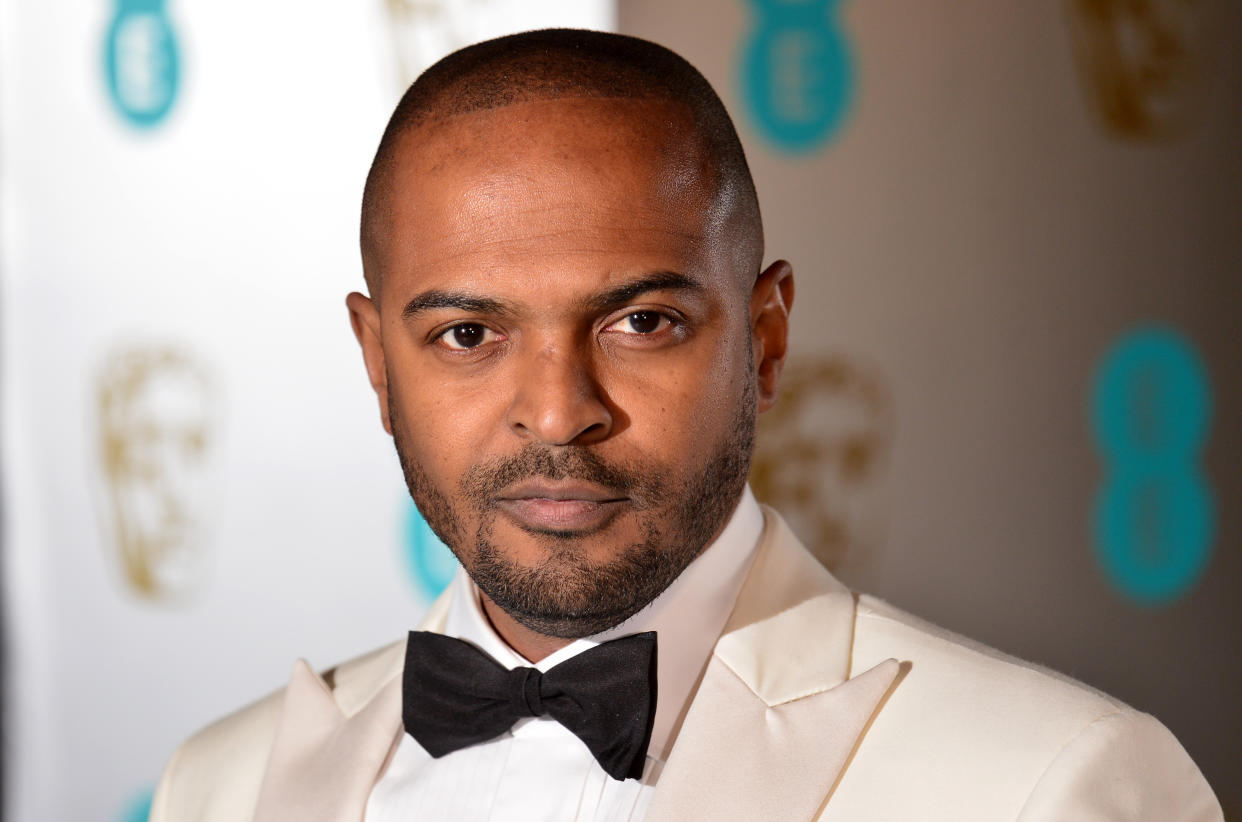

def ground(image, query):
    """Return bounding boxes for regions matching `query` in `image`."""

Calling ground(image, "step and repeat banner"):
[621,0,1241,814]
[2,0,1239,819]
[0,3,612,820]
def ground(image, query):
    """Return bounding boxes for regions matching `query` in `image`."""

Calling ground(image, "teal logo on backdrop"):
[104,0,181,128]
[1090,326,1214,606]
[741,0,855,153]
[403,500,459,600]
[118,787,153,822]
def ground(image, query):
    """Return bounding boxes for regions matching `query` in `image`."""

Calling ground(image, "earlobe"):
[345,291,393,435]
[749,260,795,413]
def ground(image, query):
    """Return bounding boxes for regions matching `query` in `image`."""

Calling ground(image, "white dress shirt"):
[365,487,763,822]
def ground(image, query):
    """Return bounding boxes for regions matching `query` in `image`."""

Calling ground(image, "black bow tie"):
[402,630,658,781]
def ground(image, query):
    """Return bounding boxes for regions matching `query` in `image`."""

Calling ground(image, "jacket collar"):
[644,507,902,821]
[251,507,900,822]
[714,505,858,703]
[250,596,448,822]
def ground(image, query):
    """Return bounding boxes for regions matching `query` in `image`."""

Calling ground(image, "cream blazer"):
[151,508,1223,821]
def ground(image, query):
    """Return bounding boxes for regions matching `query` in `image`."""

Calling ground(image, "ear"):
[749,260,795,413]
[346,291,392,435]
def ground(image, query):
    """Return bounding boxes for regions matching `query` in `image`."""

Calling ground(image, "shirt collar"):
[442,485,764,761]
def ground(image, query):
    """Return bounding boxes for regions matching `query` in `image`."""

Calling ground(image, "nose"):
[506,343,613,446]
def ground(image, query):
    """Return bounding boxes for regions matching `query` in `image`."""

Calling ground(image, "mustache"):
[460,445,663,508]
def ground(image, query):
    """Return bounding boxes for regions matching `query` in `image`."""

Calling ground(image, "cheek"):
[609,334,749,450]
[390,363,505,476]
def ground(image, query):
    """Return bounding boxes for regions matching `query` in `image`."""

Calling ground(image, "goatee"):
[388,376,756,638]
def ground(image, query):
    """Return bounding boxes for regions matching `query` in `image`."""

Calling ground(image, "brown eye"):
[438,323,498,350]
[627,312,662,333]
[607,311,672,335]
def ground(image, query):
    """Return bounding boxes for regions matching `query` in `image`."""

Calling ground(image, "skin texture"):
[348,97,794,662]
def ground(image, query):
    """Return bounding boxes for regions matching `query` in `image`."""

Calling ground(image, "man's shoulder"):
[151,639,406,822]
[852,593,1126,722]
[171,639,408,759]
[759,511,1126,720]
[151,685,285,822]
[827,595,1222,819]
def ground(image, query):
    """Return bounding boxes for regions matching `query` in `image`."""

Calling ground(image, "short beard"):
[389,373,756,639]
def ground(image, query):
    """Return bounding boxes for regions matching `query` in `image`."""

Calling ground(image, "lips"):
[495,480,628,532]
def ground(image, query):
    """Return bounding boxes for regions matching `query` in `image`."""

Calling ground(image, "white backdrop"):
[0,2,613,820]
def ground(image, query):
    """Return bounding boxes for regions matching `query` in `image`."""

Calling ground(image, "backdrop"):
[0,3,614,820]
[619,1,1240,813]
[2,1,1238,819]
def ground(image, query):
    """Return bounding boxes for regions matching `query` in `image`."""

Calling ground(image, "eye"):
[436,323,501,350]
[606,310,673,335]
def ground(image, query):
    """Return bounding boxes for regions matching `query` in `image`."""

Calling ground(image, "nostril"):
[505,357,614,445]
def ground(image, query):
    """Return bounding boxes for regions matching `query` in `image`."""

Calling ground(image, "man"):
[152,29,1222,821]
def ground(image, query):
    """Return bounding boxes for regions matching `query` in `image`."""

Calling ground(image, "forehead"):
[378,97,727,301]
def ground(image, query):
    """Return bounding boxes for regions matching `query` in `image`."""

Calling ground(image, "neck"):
[479,594,574,663]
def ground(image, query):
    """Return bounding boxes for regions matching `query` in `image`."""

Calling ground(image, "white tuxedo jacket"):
[151,508,1222,821]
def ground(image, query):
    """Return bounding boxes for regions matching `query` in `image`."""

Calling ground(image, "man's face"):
[353,98,787,638]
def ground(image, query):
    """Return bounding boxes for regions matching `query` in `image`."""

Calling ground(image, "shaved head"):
[359,28,763,296]
[346,28,795,657]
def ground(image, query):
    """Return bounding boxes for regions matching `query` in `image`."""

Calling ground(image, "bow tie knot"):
[403,630,658,781]
[508,666,546,718]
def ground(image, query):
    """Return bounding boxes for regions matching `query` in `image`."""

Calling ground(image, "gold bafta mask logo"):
[383,0,498,88]
[750,356,893,585]
[95,346,218,600]
[1067,0,1219,140]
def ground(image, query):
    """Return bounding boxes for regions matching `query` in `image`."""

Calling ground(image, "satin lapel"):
[646,657,900,821]
[252,660,403,822]
[251,589,454,822]
[646,508,902,822]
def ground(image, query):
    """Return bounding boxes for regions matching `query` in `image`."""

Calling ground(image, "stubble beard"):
[388,372,757,639]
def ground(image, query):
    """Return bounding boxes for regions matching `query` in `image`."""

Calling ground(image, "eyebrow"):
[402,291,513,320]
[583,271,706,313]
[401,270,706,321]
